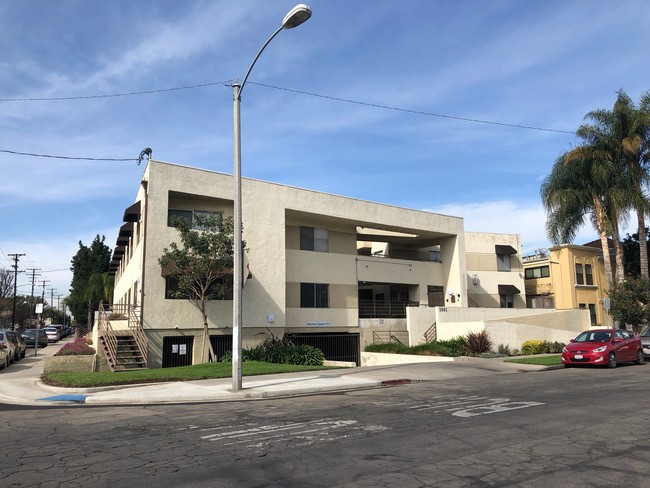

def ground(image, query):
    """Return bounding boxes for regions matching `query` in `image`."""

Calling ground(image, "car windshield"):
[641,328,650,338]
[574,331,611,342]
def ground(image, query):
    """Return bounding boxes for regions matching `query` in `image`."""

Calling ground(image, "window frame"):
[497,253,511,272]
[300,226,329,252]
[300,282,330,308]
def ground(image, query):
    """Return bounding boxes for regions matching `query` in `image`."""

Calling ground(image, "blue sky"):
[1,0,650,301]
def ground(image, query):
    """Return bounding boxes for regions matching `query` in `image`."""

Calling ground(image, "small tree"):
[609,276,650,333]
[158,214,237,363]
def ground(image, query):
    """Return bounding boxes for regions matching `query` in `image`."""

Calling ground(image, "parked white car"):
[43,327,60,343]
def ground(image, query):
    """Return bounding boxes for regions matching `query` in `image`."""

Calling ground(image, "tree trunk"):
[199,298,216,363]
[637,208,649,278]
[610,223,625,283]
[594,197,614,289]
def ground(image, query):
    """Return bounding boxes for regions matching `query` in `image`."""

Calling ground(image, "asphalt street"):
[2,359,648,487]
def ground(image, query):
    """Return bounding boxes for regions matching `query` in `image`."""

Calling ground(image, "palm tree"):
[541,149,623,288]
[579,90,650,278]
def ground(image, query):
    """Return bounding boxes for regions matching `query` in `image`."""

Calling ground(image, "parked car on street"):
[43,327,60,343]
[0,331,12,369]
[0,345,7,369]
[562,328,644,368]
[5,330,26,360]
[0,329,17,365]
[640,327,650,359]
[21,329,48,348]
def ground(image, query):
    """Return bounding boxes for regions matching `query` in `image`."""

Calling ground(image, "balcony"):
[359,300,420,319]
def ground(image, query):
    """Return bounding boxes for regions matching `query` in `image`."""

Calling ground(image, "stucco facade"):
[110,160,531,367]
[522,245,609,326]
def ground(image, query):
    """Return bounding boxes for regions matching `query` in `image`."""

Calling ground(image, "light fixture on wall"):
[472,274,479,286]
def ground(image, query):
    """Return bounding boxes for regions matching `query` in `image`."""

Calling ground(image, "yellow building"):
[523,245,609,326]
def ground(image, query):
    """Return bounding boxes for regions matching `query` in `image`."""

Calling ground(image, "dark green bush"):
[409,342,450,356]
[546,341,566,353]
[220,333,325,366]
[436,336,467,357]
[364,342,411,354]
[465,330,492,356]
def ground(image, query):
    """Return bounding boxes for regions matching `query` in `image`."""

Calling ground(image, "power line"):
[0,149,136,162]
[249,82,576,134]
[0,146,153,163]
[0,81,232,102]
[0,79,575,135]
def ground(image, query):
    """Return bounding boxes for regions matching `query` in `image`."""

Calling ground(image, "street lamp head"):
[282,4,312,29]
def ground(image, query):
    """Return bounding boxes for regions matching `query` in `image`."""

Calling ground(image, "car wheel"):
[608,352,617,368]
[636,350,645,365]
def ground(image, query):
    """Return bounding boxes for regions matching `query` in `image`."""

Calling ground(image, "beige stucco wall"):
[464,232,525,307]
[113,160,470,367]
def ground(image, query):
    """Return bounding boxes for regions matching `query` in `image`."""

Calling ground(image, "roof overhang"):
[495,244,518,255]
[498,284,521,295]
[123,201,141,223]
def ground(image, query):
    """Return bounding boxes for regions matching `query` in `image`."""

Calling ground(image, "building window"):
[585,264,593,285]
[165,275,233,300]
[588,304,597,325]
[500,294,514,308]
[300,226,329,252]
[575,263,584,285]
[300,283,329,308]
[497,254,511,272]
[168,209,222,230]
[524,266,550,279]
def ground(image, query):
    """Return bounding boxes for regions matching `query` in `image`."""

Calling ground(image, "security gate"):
[209,335,233,362]
[162,336,194,368]
[286,333,360,366]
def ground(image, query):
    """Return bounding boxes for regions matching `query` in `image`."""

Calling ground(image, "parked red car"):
[562,328,644,368]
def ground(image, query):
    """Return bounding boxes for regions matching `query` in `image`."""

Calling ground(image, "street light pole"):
[231,4,312,391]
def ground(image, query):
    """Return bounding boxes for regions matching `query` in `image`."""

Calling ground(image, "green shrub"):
[220,336,325,366]
[497,344,511,356]
[364,342,411,354]
[436,336,467,357]
[521,340,548,355]
[465,330,492,356]
[546,341,566,353]
[409,342,450,356]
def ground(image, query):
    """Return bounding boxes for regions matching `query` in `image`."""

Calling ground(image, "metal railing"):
[372,330,409,345]
[423,322,437,343]
[97,302,148,371]
[359,300,420,318]
[98,302,118,371]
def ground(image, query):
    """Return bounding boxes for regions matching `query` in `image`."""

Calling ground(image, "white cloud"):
[426,200,599,254]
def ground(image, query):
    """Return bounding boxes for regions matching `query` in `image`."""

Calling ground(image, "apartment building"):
[522,245,609,326]
[108,160,525,368]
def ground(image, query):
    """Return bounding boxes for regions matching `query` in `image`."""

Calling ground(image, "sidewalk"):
[0,343,552,407]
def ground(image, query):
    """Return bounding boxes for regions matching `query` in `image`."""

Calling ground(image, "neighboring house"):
[522,245,609,327]
[104,160,579,369]
[464,232,525,309]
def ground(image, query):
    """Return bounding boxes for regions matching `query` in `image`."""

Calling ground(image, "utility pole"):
[49,288,55,322]
[27,269,40,329]
[8,253,25,331]
[38,279,49,327]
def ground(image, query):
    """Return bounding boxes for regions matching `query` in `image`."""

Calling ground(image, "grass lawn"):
[504,354,563,366]
[42,361,336,388]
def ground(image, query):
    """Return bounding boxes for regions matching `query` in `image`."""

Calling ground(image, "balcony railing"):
[359,300,420,319]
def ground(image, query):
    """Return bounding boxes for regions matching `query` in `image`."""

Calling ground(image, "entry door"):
[162,336,194,368]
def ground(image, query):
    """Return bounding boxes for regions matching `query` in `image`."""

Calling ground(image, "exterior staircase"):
[99,334,147,371]
[98,302,148,372]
